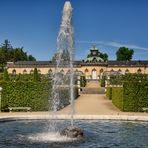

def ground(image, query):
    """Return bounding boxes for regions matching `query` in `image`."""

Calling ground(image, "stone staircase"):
[81,80,105,94]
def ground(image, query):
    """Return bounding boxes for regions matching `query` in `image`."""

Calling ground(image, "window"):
[38,69,41,74]
[125,69,129,73]
[23,69,27,74]
[12,69,16,75]
[85,68,89,73]
[30,70,34,74]
[137,68,142,73]
[48,69,52,74]
[100,68,104,73]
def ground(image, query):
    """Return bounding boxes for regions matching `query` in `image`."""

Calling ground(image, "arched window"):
[118,69,121,72]
[137,68,142,73]
[85,68,89,73]
[48,69,52,74]
[12,69,16,75]
[100,68,104,73]
[60,69,64,74]
[110,69,114,72]
[23,69,27,74]
[30,69,34,74]
[38,69,41,74]
[125,69,129,73]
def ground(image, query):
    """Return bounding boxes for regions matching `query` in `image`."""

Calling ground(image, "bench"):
[8,107,31,112]
[142,108,148,113]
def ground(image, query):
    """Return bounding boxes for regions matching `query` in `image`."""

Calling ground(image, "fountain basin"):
[0,119,148,147]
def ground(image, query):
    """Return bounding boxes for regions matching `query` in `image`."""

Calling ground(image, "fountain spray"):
[52,1,75,126]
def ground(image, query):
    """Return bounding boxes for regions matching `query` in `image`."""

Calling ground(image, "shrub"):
[108,81,148,112]
[106,87,112,100]
[123,81,148,112]
[100,76,106,87]
[3,69,9,81]
[80,76,86,87]
[33,68,41,82]
[112,87,123,111]
[0,81,79,112]
[0,81,51,111]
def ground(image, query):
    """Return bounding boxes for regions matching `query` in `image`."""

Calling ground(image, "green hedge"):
[107,81,148,112]
[112,87,123,111]
[123,81,148,112]
[52,86,79,110]
[106,87,112,100]
[0,81,51,111]
[0,81,79,112]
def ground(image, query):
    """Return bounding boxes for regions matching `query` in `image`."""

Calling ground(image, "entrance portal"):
[92,69,97,79]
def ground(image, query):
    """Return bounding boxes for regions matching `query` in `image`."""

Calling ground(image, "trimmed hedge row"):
[123,81,148,112]
[112,87,123,110]
[0,81,51,111]
[107,81,148,112]
[106,87,112,100]
[0,81,79,112]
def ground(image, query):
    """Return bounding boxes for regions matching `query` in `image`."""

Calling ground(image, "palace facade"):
[7,46,148,80]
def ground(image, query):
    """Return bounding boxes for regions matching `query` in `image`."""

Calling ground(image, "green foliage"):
[122,73,148,82]
[80,76,86,87]
[0,81,51,111]
[53,86,79,110]
[109,75,123,85]
[100,75,106,87]
[112,87,123,110]
[33,68,41,82]
[123,81,148,112]
[106,87,112,100]
[28,55,36,61]
[107,79,148,112]
[0,40,36,71]
[3,69,10,81]
[0,81,79,112]
[100,53,108,62]
[116,47,134,61]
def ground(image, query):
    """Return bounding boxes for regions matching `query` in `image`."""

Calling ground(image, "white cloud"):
[76,40,148,51]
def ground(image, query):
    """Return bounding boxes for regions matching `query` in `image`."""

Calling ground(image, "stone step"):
[81,88,105,94]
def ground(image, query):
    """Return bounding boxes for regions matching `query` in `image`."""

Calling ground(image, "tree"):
[28,55,36,61]
[0,40,36,72]
[33,68,40,82]
[3,69,10,81]
[100,53,108,62]
[116,47,134,61]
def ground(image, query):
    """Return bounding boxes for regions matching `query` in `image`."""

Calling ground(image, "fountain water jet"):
[50,1,84,138]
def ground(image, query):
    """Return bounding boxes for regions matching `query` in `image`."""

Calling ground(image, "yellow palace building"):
[7,45,148,80]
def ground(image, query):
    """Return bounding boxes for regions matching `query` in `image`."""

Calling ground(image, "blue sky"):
[0,0,148,60]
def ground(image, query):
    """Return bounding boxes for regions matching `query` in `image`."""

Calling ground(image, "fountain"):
[51,1,84,138]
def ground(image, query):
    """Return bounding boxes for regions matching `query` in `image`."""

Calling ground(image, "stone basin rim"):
[0,114,148,122]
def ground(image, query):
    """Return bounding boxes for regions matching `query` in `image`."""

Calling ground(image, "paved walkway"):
[59,94,120,115]
[59,81,120,114]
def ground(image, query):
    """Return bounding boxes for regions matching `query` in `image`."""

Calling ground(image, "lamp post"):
[0,87,2,112]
